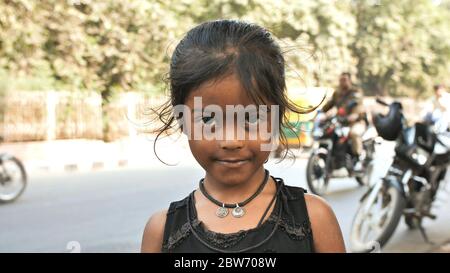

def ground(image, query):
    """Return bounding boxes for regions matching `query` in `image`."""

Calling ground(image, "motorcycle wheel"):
[306,152,329,196]
[349,182,405,252]
[0,155,27,203]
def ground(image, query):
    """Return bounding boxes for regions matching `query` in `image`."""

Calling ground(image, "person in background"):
[321,72,367,165]
[424,84,450,133]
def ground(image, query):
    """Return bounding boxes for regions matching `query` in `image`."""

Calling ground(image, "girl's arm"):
[304,194,346,253]
[141,209,167,253]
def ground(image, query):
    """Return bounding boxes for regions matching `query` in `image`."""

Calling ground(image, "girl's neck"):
[202,166,268,204]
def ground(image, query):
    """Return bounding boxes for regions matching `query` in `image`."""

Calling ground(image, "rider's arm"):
[322,91,336,113]
[347,91,365,123]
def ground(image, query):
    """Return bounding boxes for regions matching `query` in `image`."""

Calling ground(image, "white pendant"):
[232,205,245,218]
[216,206,229,218]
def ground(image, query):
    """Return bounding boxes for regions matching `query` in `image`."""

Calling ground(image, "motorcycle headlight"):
[411,148,428,166]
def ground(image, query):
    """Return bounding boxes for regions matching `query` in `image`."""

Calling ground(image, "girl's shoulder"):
[302,192,346,252]
[141,209,168,253]
[279,182,345,251]
[141,194,192,253]
[303,193,333,217]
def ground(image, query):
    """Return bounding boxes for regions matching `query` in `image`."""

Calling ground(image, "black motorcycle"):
[350,98,450,252]
[306,104,377,196]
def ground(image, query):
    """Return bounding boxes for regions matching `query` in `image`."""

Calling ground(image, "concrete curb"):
[2,137,313,176]
[23,159,130,175]
[0,137,158,176]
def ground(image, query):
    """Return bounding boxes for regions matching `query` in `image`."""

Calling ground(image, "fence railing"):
[0,90,428,142]
[0,91,168,142]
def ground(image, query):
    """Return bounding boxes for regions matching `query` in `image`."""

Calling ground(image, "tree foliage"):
[1,0,449,98]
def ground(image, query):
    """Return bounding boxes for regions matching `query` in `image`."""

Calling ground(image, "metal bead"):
[232,205,245,218]
[216,206,229,218]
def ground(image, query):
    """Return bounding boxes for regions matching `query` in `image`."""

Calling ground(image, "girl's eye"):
[245,112,259,125]
[201,115,215,125]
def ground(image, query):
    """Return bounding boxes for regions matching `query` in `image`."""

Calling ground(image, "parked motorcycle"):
[349,98,450,252]
[306,103,378,196]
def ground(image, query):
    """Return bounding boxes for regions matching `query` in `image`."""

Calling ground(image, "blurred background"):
[0,0,449,253]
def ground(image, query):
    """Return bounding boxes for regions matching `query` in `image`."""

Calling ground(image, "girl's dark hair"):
[151,19,320,162]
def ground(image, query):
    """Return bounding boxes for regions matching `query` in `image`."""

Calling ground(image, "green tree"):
[2,0,450,141]
[352,0,450,96]
[170,0,356,87]
[1,0,183,140]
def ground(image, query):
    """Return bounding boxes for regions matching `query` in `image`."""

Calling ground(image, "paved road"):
[1,142,449,252]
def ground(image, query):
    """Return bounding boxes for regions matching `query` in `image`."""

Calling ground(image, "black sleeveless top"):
[161,177,315,253]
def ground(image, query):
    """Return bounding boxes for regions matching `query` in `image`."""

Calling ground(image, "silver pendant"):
[232,205,245,218]
[216,205,229,218]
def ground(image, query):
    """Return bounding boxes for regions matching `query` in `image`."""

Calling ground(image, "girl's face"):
[184,73,273,186]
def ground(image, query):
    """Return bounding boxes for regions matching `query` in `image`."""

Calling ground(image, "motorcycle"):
[0,137,27,203]
[306,103,378,196]
[349,98,450,252]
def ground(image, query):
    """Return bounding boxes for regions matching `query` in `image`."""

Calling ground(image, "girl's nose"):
[219,139,244,150]
[216,119,245,150]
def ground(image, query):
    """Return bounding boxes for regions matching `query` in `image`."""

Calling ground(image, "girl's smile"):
[214,157,251,168]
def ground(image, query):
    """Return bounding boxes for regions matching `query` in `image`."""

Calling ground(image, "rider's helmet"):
[373,102,403,141]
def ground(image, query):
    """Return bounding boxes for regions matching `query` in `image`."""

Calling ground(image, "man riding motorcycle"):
[306,73,376,196]
[321,72,367,169]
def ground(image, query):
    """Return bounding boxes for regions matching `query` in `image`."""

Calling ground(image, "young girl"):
[141,19,345,253]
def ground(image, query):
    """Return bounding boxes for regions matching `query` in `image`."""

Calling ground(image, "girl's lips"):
[215,159,250,167]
